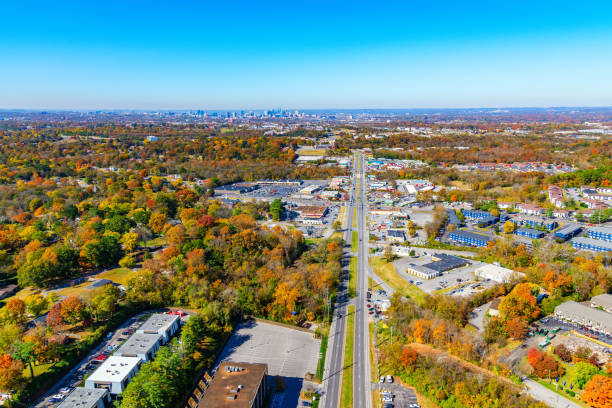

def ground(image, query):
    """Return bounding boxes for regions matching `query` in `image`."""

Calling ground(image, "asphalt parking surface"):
[373,382,420,408]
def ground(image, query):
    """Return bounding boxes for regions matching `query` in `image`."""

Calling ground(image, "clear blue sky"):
[2,0,612,110]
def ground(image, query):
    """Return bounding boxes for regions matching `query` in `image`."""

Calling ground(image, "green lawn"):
[369,257,426,305]
[352,208,357,228]
[95,267,133,285]
[340,305,355,408]
[315,334,328,382]
[141,236,166,248]
[349,257,357,298]
[351,231,358,252]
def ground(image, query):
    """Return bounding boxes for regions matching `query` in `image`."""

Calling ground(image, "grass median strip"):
[369,256,426,305]
[349,257,357,298]
[351,231,358,252]
[352,207,357,228]
[340,305,355,408]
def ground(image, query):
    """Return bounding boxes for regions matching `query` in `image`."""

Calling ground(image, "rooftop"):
[555,223,582,235]
[197,362,267,408]
[138,313,179,333]
[87,356,140,383]
[572,237,612,251]
[591,293,612,310]
[588,226,612,235]
[449,230,492,242]
[57,388,109,408]
[115,333,161,358]
[555,301,612,333]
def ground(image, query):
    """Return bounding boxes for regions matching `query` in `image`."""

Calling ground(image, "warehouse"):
[571,237,612,252]
[57,388,111,408]
[197,362,268,408]
[554,301,612,336]
[424,253,470,272]
[449,230,493,247]
[590,293,612,314]
[85,356,141,395]
[514,227,545,239]
[215,183,259,195]
[136,313,180,343]
[405,264,440,280]
[587,226,612,242]
[475,263,521,283]
[554,224,582,242]
[114,333,162,362]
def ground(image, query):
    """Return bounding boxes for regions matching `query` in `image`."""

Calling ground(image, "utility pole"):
[390,326,393,345]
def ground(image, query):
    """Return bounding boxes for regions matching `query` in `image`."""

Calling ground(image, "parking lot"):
[215,319,321,408]
[373,382,420,408]
[392,256,496,295]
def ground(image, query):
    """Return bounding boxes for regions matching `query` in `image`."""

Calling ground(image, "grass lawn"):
[351,231,358,252]
[349,257,357,298]
[54,281,93,298]
[0,287,41,306]
[340,305,355,408]
[23,361,55,378]
[352,208,357,228]
[141,236,166,248]
[535,378,590,407]
[95,267,133,285]
[369,257,426,305]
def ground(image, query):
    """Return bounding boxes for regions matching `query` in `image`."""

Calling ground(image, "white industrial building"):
[136,313,180,343]
[590,293,612,314]
[474,263,522,283]
[85,356,141,395]
[57,387,111,408]
[554,300,612,336]
[114,333,162,362]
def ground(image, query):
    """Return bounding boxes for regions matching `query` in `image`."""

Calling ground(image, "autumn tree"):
[399,347,418,371]
[46,303,63,329]
[25,294,48,317]
[498,283,540,323]
[148,212,168,234]
[60,296,86,325]
[5,298,26,323]
[0,354,24,391]
[505,316,528,340]
[581,374,612,408]
[502,220,515,234]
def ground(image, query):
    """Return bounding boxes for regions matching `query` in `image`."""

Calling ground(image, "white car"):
[383,396,393,402]
[379,376,385,383]
[59,387,72,394]
[386,374,393,383]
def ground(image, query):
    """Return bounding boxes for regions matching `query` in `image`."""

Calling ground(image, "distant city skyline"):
[2,1,612,109]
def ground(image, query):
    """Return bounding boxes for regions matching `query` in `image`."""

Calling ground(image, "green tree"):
[270,198,284,221]
[568,361,601,389]
[11,341,35,379]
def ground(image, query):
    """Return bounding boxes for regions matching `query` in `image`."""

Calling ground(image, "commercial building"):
[405,254,469,280]
[136,313,180,343]
[215,183,259,195]
[554,301,612,336]
[295,205,328,219]
[587,226,612,242]
[114,333,162,362]
[449,230,493,247]
[461,209,491,220]
[514,227,545,239]
[85,356,141,395]
[197,362,268,408]
[405,264,440,280]
[516,203,545,215]
[57,388,111,408]
[475,263,521,283]
[554,224,582,241]
[387,229,406,243]
[571,237,612,252]
[590,294,612,314]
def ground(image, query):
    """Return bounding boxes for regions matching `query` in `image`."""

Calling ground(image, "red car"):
[94,354,108,362]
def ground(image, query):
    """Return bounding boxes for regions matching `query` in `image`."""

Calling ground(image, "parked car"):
[379,376,385,383]
[386,375,393,383]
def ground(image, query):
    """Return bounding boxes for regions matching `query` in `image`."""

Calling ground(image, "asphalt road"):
[353,152,372,408]
[321,162,354,408]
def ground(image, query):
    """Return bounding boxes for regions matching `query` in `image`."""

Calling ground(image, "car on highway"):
[383,395,393,402]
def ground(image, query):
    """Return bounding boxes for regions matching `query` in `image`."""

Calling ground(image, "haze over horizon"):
[2,0,612,110]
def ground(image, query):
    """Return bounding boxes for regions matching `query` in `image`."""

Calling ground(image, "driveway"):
[523,378,582,408]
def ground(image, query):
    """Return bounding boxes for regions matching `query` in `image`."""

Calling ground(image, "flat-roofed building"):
[571,237,612,253]
[514,227,545,239]
[475,263,522,283]
[85,356,141,395]
[387,229,406,243]
[57,387,111,408]
[554,224,582,241]
[590,293,612,314]
[554,300,612,336]
[587,226,612,242]
[448,230,493,247]
[405,264,440,280]
[136,313,180,343]
[196,362,268,408]
[114,333,162,362]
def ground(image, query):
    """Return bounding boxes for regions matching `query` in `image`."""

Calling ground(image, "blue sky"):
[1,1,612,109]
